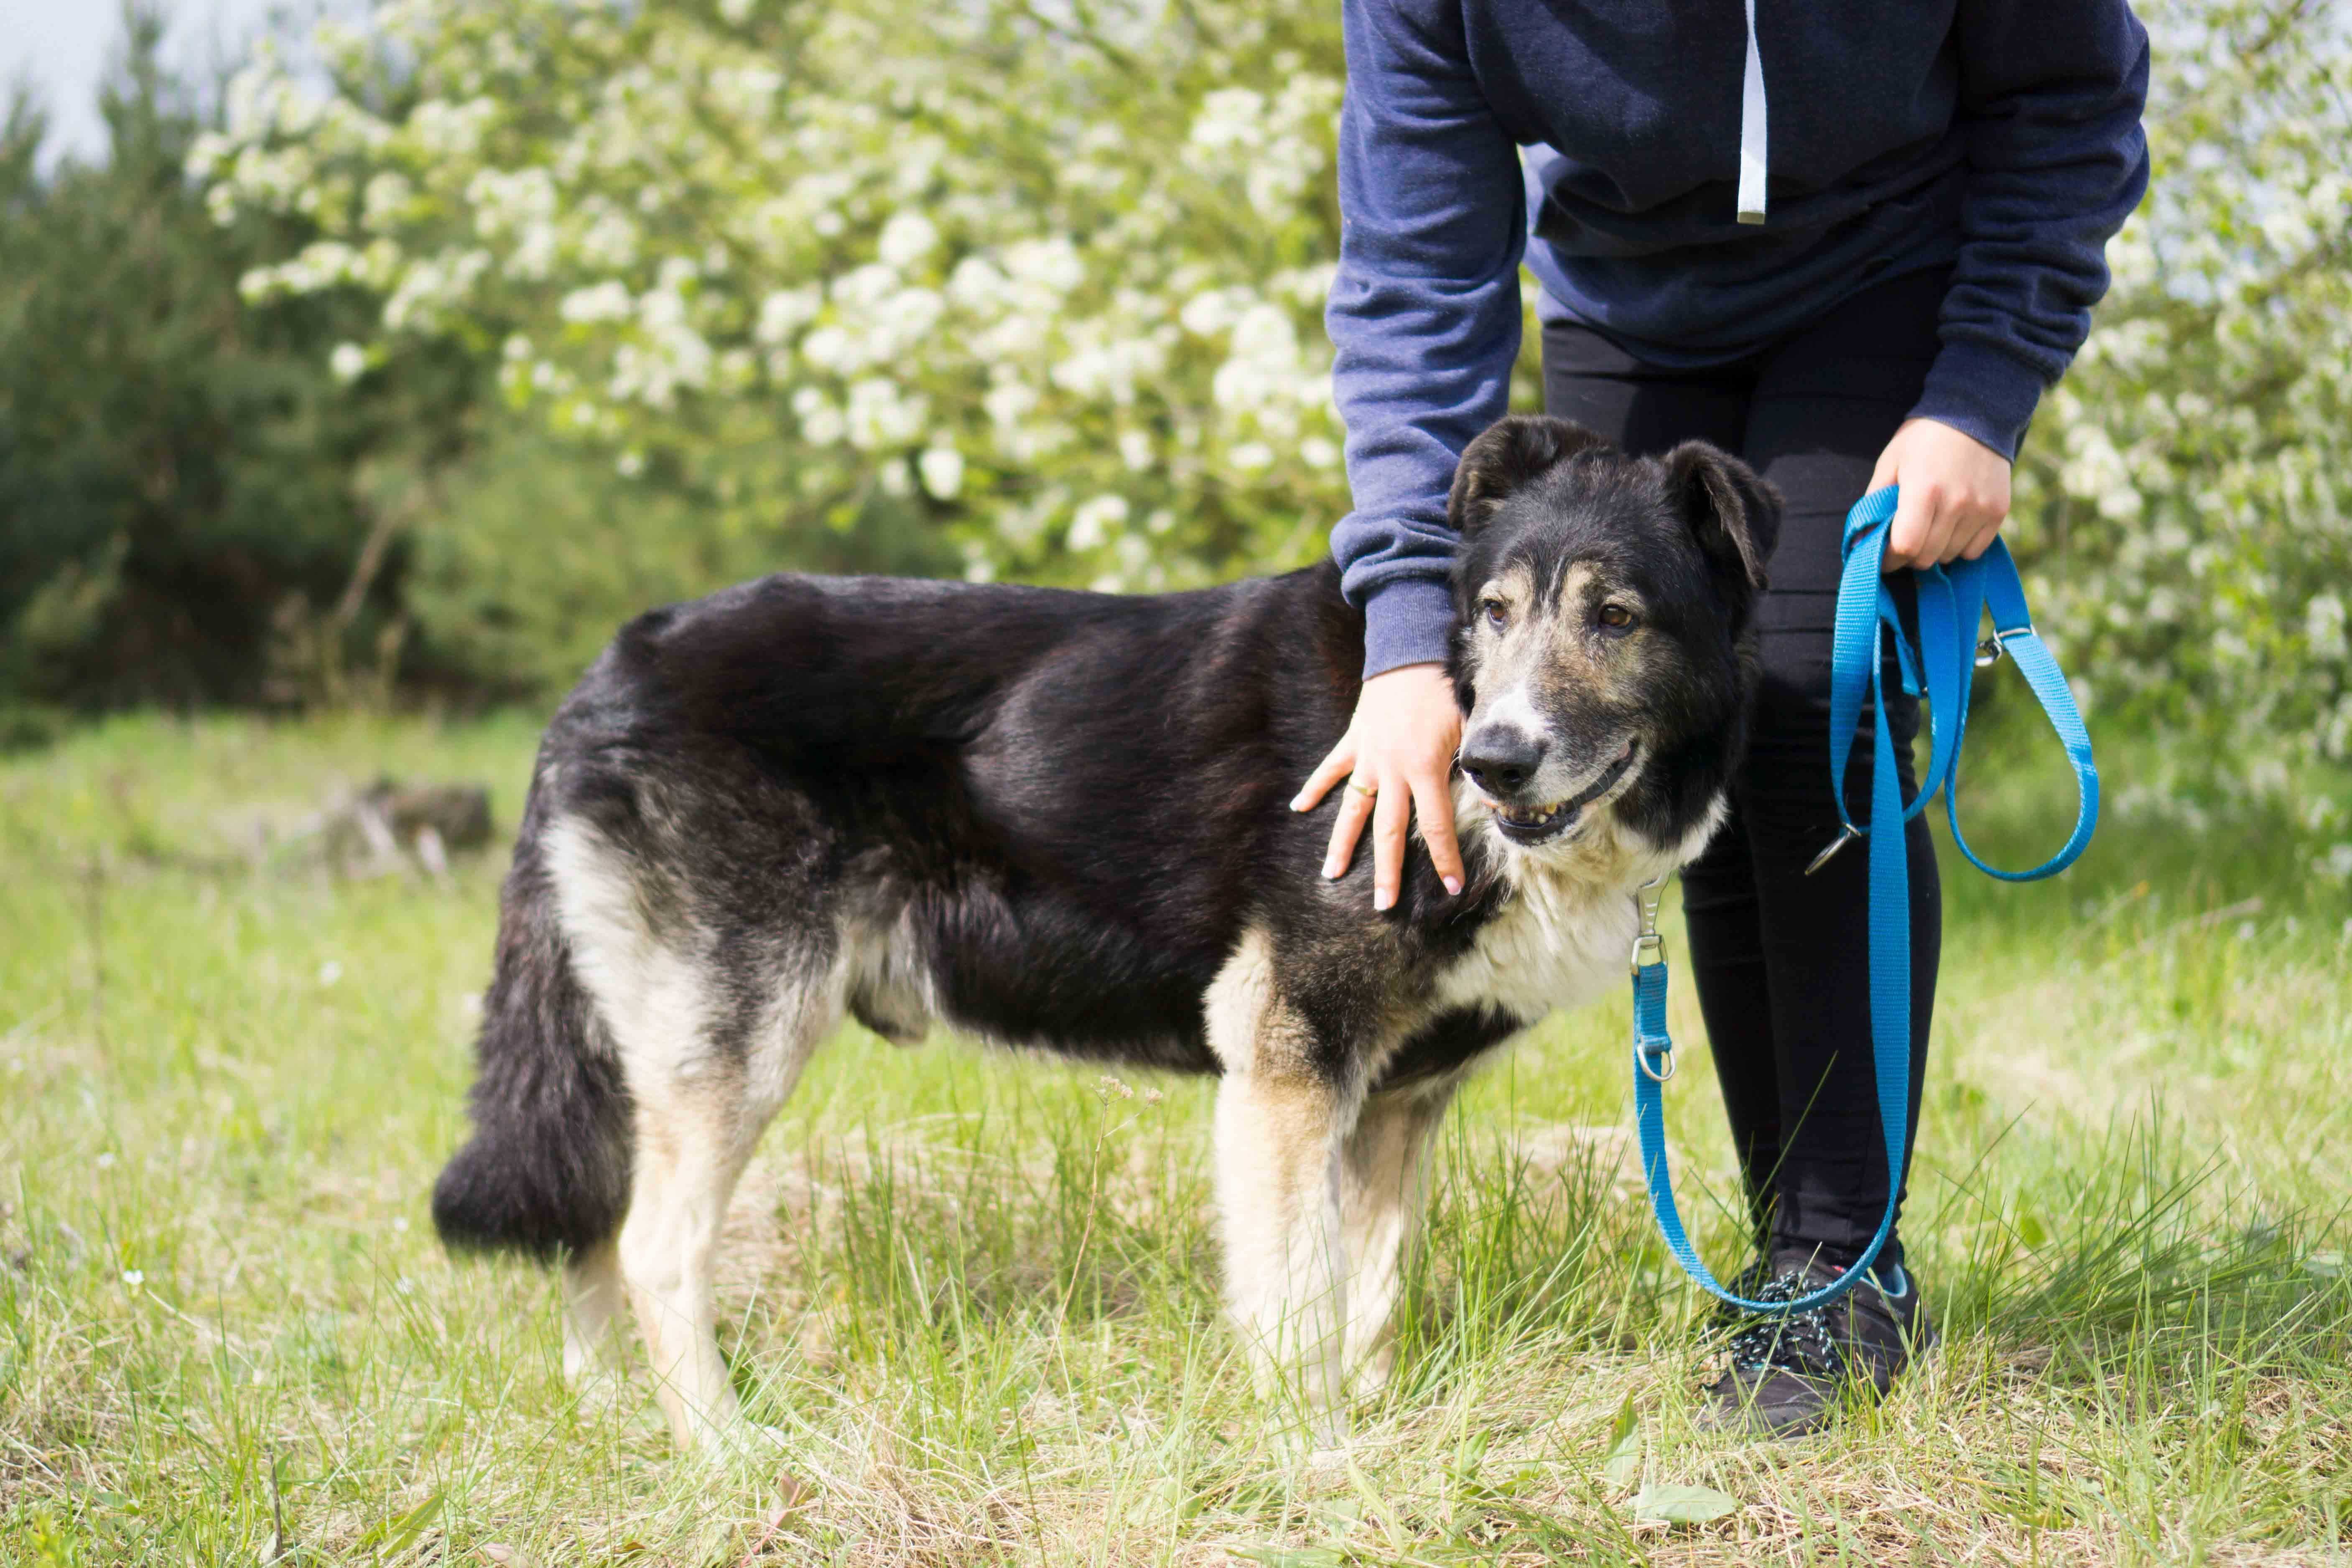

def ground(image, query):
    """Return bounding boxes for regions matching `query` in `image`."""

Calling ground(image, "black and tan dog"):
[431,416,1777,1449]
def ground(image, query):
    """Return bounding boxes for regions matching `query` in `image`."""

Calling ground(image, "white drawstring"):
[1737,0,1768,224]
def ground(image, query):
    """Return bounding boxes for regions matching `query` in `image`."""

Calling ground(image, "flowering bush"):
[2016,0,2352,775]
[199,0,2348,776]
[199,0,1355,595]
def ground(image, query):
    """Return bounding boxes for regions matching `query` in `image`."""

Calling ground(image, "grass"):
[0,710,2347,1565]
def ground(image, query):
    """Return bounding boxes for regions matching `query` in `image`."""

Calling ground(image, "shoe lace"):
[1724,1268,1845,1378]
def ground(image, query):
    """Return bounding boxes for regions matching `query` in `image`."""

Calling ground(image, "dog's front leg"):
[1205,928,1362,1433]
[1213,1067,1353,1428]
[1337,1082,1455,1395]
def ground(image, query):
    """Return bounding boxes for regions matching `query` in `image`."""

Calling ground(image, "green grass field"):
[2,714,2346,1565]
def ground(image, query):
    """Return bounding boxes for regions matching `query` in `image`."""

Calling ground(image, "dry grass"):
[1,714,2346,1565]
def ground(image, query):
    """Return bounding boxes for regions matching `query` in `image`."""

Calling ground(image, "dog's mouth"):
[1486,741,1640,846]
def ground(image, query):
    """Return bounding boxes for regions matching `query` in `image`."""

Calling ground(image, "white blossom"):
[755,286,823,345]
[1068,493,1129,550]
[560,280,634,324]
[877,211,940,270]
[918,445,966,500]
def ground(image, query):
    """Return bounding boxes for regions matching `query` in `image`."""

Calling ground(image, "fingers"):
[1887,485,2002,571]
[1370,771,1411,912]
[1304,663,1467,908]
[1883,482,1944,573]
[1924,494,2003,565]
[1959,508,2007,562]
[1409,769,1466,898]
[1921,500,1967,567]
[1291,735,1358,813]
[1323,773,1376,880]
[1876,418,2012,571]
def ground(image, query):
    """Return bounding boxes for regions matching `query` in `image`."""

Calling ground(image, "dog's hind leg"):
[1337,1081,1456,1395]
[614,975,832,1452]
[548,815,836,1451]
[616,1080,764,1448]
[563,1239,627,1382]
[1206,929,1361,1432]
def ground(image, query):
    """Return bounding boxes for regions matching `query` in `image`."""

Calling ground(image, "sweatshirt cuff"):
[1361,575,1457,680]
[1907,338,2052,463]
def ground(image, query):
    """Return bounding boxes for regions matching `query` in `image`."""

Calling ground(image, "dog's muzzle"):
[1464,735,1639,846]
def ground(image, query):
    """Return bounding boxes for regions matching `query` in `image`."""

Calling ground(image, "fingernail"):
[1443,875,1463,896]
[1290,796,1307,812]
[1374,889,1395,911]
[1323,862,1340,880]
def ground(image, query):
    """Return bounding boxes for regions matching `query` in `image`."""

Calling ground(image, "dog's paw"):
[678,1418,791,1476]
[1272,1411,1353,1473]
[1302,1442,1353,1477]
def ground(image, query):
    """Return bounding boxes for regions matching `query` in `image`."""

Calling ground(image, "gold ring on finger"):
[1347,778,1378,798]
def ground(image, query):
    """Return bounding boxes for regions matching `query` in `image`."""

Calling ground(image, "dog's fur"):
[430,416,1779,1449]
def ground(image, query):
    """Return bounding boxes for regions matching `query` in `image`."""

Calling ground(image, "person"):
[1290,0,2149,1435]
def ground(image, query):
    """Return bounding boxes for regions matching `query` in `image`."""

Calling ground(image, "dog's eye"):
[1479,599,1509,630]
[1597,603,1635,630]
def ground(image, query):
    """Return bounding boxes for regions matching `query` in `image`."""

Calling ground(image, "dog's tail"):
[431,814,632,1262]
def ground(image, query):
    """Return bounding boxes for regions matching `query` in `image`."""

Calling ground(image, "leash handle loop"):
[1631,484,2100,1316]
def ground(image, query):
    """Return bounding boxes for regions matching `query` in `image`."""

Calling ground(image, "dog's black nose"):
[1460,726,1547,798]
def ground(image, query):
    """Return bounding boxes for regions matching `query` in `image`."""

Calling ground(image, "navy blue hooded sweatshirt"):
[1328,0,2151,677]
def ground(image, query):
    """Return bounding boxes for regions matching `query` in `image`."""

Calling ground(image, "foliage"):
[0,8,474,709]
[406,416,953,699]
[2013,0,2352,771]
[201,0,1361,607]
[199,0,2350,757]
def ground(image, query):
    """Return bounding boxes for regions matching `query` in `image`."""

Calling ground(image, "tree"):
[0,5,473,709]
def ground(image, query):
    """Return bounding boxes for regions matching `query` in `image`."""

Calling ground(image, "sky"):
[2,0,290,167]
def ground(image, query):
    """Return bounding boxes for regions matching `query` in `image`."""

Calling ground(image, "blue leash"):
[1631,485,2100,1314]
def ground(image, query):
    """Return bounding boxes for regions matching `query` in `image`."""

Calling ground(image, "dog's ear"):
[1447,416,1611,538]
[1662,441,1780,619]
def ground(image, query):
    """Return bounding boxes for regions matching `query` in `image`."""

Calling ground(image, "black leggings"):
[1543,268,1946,1275]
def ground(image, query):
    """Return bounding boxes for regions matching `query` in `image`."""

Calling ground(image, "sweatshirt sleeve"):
[1325,0,1526,679]
[1911,0,2151,460]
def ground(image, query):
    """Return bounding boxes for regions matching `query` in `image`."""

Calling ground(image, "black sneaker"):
[1705,1254,1778,1333]
[1695,1254,1937,1438]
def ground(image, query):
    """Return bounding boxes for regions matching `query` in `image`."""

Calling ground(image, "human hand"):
[1290,662,1466,911]
[1869,417,2013,572]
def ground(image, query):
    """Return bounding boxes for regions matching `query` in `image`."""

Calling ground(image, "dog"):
[429,415,1778,1450]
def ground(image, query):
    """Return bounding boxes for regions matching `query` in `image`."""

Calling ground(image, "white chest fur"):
[1425,780,1724,1028]
[1431,855,1637,1024]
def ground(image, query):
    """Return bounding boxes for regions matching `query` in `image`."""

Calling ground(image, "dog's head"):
[1447,415,1779,860]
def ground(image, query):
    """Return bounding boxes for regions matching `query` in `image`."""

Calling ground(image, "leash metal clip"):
[1975,622,2036,668]
[1629,875,1674,1081]
[1803,823,1861,877]
[1628,875,1668,975]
